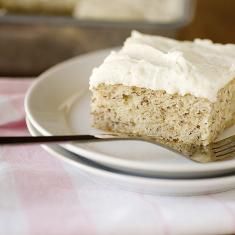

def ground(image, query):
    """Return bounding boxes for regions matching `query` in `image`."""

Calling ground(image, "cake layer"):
[91,80,235,147]
[0,0,77,13]
[90,31,235,102]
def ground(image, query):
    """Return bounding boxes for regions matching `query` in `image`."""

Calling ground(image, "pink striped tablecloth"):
[0,78,235,235]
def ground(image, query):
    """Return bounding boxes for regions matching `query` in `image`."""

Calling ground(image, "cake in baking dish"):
[0,0,78,14]
[89,31,235,158]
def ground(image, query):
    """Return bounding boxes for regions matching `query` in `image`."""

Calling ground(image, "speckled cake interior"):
[91,81,235,157]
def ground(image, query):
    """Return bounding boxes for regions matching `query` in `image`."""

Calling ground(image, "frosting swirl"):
[90,31,235,102]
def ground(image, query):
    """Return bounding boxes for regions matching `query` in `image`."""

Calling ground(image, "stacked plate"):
[25,49,235,196]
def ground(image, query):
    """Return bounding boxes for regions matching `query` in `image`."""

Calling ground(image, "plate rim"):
[26,118,235,196]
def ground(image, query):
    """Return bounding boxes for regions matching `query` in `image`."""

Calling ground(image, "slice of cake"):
[89,31,235,161]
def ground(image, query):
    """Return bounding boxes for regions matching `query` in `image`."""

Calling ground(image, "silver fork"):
[98,133,235,162]
[0,133,234,162]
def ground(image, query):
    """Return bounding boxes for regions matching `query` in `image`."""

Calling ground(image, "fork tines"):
[211,135,235,159]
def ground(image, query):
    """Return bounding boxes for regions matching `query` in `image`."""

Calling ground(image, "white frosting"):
[74,0,184,22]
[89,31,235,102]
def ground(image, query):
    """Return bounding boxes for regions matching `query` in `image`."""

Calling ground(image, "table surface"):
[179,0,235,43]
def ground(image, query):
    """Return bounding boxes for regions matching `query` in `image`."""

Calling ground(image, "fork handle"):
[0,135,100,145]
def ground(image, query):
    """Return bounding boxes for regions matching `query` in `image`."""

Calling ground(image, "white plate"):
[25,48,235,179]
[26,118,235,196]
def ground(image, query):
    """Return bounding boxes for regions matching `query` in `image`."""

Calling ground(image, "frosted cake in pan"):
[90,31,235,161]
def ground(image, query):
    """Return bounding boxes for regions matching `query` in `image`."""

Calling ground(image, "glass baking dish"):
[0,0,195,76]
